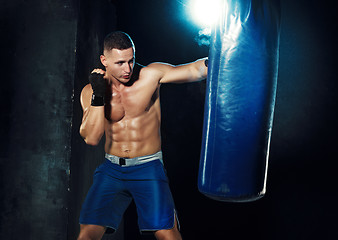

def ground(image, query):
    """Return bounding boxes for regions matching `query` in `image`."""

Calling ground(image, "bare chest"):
[105,85,159,122]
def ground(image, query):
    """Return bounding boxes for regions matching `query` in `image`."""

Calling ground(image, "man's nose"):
[123,63,131,73]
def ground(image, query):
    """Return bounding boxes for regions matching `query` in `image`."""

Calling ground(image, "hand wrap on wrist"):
[204,58,209,67]
[89,72,106,106]
[91,94,105,106]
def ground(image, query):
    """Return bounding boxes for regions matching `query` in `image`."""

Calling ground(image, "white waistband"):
[105,151,163,167]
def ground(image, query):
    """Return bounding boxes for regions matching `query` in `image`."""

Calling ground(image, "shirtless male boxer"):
[77,31,208,240]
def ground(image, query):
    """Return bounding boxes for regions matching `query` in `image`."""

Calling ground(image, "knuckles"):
[91,68,106,75]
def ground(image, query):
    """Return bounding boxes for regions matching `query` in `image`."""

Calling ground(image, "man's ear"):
[100,55,107,67]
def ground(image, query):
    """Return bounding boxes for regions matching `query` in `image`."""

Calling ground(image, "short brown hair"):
[103,31,135,53]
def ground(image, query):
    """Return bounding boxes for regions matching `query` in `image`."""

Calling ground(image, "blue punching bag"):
[198,0,281,202]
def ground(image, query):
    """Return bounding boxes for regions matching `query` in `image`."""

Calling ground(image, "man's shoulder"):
[145,62,173,70]
[139,62,159,73]
[137,63,162,80]
[139,62,174,81]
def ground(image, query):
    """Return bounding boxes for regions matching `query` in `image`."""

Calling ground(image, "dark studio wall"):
[0,0,77,239]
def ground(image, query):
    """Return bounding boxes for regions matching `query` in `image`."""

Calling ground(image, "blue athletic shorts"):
[79,153,177,232]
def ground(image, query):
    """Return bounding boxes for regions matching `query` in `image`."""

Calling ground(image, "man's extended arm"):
[148,58,208,84]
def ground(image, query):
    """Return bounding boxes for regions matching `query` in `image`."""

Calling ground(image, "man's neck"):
[109,78,126,91]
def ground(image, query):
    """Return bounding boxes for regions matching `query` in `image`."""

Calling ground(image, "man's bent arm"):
[79,84,105,145]
[150,58,208,84]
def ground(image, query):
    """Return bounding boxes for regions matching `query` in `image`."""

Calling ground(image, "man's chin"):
[118,78,130,84]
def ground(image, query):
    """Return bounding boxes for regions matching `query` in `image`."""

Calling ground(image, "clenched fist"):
[89,69,106,106]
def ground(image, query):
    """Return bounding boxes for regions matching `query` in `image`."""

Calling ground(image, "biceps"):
[160,64,195,83]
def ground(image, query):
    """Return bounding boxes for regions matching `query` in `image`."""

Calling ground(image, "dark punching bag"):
[198,0,281,202]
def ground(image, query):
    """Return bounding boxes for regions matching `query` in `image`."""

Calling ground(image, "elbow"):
[80,128,102,146]
[83,137,101,146]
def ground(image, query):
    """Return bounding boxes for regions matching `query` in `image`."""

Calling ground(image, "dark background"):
[1,0,337,239]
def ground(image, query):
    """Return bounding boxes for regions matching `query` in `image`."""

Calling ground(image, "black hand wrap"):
[89,72,106,106]
[204,58,209,67]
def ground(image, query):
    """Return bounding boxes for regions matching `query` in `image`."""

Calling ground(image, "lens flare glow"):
[189,0,223,28]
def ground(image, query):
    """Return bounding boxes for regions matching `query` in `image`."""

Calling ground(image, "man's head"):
[103,31,135,54]
[101,31,135,84]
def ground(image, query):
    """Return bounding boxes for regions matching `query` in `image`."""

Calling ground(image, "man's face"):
[102,47,135,84]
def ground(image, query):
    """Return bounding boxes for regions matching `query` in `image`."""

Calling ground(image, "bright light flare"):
[189,0,223,28]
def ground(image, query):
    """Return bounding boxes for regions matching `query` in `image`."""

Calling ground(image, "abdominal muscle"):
[104,104,162,158]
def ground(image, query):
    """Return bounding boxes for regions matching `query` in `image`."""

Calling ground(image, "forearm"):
[175,57,208,83]
[190,57,208,82]
[79,106,105,145]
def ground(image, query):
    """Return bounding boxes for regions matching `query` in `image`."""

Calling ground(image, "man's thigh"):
[78,224,106,240]
[126,160,177,231]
